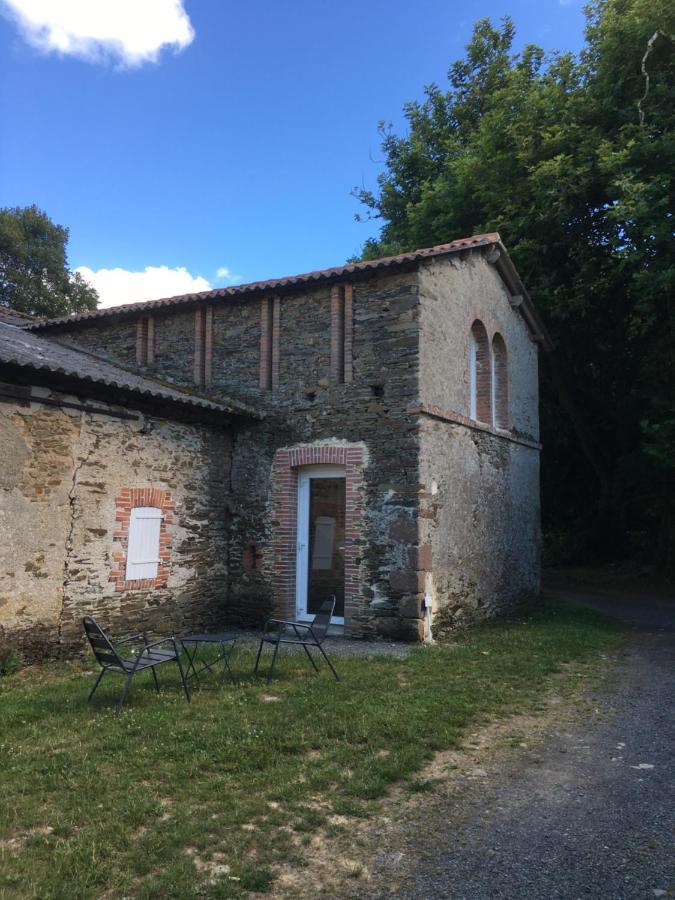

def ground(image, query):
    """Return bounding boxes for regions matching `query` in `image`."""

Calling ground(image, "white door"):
[295,465,346,624]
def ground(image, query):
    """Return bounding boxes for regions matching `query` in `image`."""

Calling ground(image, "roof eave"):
[492,244,552,351]
[25,232,551,351]
[0,360,261,424]
[28,235,502,332]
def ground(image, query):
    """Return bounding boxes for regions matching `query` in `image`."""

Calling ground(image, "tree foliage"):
[0,205,98,318]
[355,0,675,570]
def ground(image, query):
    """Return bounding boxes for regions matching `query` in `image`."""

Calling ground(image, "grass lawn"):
[0,605,621,899]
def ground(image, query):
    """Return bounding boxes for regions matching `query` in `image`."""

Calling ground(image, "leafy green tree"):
[0,205,98,318]
[355,0,675,568]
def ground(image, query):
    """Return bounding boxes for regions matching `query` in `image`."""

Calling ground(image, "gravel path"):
[363,588,675,900]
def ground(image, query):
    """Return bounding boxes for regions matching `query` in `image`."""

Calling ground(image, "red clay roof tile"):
[30,234,501,329]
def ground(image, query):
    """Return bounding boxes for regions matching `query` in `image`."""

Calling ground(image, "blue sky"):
[0,0,588,307]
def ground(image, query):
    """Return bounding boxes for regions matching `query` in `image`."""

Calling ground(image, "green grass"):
[0,605,621,899]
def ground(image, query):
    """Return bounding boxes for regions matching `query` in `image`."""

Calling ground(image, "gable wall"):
[419,253,538,434]
[416,253,541,631]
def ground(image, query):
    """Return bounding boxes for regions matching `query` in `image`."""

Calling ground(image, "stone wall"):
[47,270,426,639]
[418,420,541,633]
[416,253,541,632]
[0,383,232,660]
[37,251,542,640]
[221,272,425,639]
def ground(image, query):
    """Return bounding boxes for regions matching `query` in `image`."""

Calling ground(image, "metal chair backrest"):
[310,597,336,643]
[83,617,124,670]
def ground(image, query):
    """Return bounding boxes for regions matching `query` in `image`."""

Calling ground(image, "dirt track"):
[356,587,675,900]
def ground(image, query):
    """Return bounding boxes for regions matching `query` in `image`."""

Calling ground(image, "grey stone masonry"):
[25,237,545,642]
[0,382,232,660]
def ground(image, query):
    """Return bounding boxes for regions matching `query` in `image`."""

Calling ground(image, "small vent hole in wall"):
[305,391,317,402]
[370,384,385,398]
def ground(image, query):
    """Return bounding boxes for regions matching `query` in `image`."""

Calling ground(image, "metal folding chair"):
[83,617,191,716]
[254,596,340,684]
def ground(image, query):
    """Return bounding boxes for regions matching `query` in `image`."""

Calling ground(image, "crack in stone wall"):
[58,408,97,651]
[1,387,234,661]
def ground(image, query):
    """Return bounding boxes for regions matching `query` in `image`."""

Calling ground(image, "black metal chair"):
[254,596,340,684]
[83,617,191,716]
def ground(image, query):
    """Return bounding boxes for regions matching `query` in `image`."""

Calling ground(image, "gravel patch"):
[359,590,675,900]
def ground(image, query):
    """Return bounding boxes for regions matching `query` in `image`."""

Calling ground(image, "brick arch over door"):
[270,443,366,629]
[469,319,492,424]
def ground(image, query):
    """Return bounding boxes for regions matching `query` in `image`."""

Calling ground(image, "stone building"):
[0,234,548,659]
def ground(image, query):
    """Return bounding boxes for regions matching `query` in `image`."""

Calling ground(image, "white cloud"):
[1,0,194,67]
[76,265,211,308]
[215,266,242,285]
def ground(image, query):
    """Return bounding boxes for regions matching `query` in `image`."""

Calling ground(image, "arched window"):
[469,320,491,423]
[491,333,509,429]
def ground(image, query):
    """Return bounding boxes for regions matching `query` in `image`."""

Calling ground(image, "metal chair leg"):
[222,644,238,684]
[174,655,191,703]
[317,644,340,681]
[254,639,264,674]
[88,669,105,703]
[301,642,319,673]
[267,640,281,684]
[115,673,135,716]
[151,667,160,694]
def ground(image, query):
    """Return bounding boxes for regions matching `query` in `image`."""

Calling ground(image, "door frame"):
[295,465,346,624]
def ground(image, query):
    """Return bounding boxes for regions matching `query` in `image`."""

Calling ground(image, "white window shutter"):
[125,507,163,581]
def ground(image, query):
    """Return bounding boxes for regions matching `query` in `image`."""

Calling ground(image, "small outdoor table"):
[180,632,240,687]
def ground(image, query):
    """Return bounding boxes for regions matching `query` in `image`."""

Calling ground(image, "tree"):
[0,205,99,318]
[355,0,675,569]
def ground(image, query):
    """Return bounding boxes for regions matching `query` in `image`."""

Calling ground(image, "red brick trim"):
[109,488,176,592]
[330,285,344,382]
[470,319,492,424]
[492,332,509,429]
[270,443,366,630]
[136,317,145,365]
[463,306,506,422]
[204,305,213,388]
[147,316,155,365]
[194,307,213,388]
[330,284,353,383]
[271,295,280,390]
[260,295,280,391]
[259,297,273,390]
[194,309,204,386]
[136,315,155,366]
[344,284,353,383]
